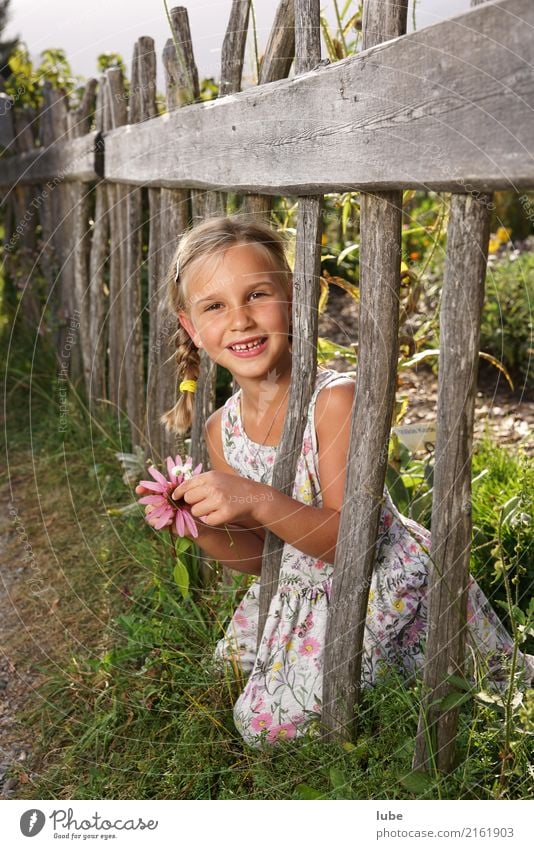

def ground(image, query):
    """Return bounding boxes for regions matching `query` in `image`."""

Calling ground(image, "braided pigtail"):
[160,243,200,436]
[159,323,200,436]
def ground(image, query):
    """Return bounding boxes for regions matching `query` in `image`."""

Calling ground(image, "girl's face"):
[178,242,292,377]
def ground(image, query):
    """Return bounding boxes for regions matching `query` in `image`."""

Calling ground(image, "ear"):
[178,311,202,349]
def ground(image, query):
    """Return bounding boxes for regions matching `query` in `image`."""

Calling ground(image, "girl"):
[140,215,533,748]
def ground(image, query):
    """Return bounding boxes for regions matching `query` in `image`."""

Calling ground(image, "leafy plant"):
[480,252,534,386]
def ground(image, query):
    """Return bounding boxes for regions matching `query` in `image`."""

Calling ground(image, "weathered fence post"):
[321,0,408,740]
[87,79,109,412]
[240,0,296,222]
[70,78,97,388]
[104,68,128,421]
[121,37,157,452]
[156,7,198,462]
[413,193,492,774]
[4,103,41,333]
[257,0,323,647]
[39,83,80,374]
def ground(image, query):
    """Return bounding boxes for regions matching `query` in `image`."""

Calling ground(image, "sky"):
[4,0,472,90]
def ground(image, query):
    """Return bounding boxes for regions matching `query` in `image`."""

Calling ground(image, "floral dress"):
[213,367,534,747]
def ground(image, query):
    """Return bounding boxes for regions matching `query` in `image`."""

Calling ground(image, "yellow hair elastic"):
[179,379,197,393]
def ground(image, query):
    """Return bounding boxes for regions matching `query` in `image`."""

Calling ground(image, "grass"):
[2,325,533,801]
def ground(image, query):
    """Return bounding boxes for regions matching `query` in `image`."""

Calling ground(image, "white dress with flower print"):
[213,367,534,747]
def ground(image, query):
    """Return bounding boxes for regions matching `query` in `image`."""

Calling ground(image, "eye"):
[250,291,267,300]
[205,303,222,312]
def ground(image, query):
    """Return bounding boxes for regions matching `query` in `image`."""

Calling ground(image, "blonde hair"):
[160,215,294,436]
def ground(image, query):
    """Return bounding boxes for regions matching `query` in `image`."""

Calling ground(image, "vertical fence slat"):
[322,191,402,738]
[122,37,156,451]
[257,0,323,647]
[104,68,128,420]
[189,0,245,476]
[413,192,492,774]
[38,84,73,363]
[86,77,109,411]
[220,0,251,97]
[157,10,198,461]
[9,106,40,332]
[240,0,296,221]
[321,0,408,740]
[70,78,97,403]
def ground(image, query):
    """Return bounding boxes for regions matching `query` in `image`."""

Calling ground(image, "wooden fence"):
[1,0,532,774]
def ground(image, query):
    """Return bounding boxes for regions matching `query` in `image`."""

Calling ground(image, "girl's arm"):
[251,381,355,565]
[191,408,265,576]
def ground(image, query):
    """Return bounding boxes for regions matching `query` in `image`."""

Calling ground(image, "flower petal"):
[138,479,166,493]
[147,465,169,487]
[138,495,166,506]
[166,456,178,484]
[174,508,185,537]
[193,463,203,476]
[152,509,174,530]
[182,509,198,539]
[146,504,172,523]
[174,454,183,469]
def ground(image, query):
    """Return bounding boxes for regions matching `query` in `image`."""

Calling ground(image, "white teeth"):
[231,338,264,351]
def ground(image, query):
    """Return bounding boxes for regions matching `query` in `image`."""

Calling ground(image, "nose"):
[229,302,256,330]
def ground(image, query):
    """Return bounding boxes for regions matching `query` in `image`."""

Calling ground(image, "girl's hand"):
[171,471,267,528]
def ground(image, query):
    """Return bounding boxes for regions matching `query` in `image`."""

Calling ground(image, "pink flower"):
[298,637,321,657]
[137,454,202,538]
[250,712,273,732]
[267,722,297,742]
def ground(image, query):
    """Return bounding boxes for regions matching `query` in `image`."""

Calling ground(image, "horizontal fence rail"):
[1,0,533,192]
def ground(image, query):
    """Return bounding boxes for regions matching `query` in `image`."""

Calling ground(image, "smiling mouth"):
[227,336,267,352]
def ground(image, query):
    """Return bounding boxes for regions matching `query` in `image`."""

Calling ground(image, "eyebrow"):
[194,281,276,306]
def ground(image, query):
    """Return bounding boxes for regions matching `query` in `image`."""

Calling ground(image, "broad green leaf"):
[173,558,189,599]
[317,336,357,365]
[174,536,192,556]
[293,783,324,800]
[439,690,472,711]
[444,674,474,692]
[400,770,433,795]
[337,242,359,264]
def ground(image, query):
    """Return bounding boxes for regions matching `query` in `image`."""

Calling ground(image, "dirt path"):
[0,452,114,798]
[0,485,44,797]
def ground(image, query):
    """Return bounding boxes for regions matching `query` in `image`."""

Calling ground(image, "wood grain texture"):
[257,196,323,648]
[321,0,407,741]
[70,79,98,357]
[105,68,129,419]
[412,192,492,774]
[122,37,158,452]
[240,0,297,222]
[220,0,251,97]
[258,0,295,84]
[322,191,402,739]
[97,0,534,193]
[257,0,323,648]
[0,132,101,185]
[154,8,198,461]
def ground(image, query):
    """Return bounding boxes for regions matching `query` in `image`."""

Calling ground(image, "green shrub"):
[479,253,533,386]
